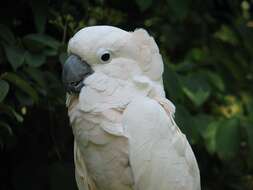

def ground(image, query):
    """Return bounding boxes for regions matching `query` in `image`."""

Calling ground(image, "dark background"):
[0,0,253,189]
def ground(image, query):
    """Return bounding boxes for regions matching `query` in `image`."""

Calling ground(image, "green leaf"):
[0,80,9,102]
[163,63,183,101]
[3,45,26,70]
[12,109,24,122]
[30,0,48,33]
[181,74,211,107]
[43,48,58,56]
[0,121,13,135]
[194,114,213,137]
[166,0,190,20]
[135,0,153,11]
[0,24,15,45]
[214,25,238,45]
[24,67,47,88]
[187,48,207,62]
[25,52,46,67]
[0,104,24,122]
[2,72,39,103]
[15,91,34,106]
[216,118,240,160]
[59,52,68,65]
[243,118,253,165]
[206,71,225,92]
[202,120,220,154]
[175,105,199,144]
[23,34,60,49]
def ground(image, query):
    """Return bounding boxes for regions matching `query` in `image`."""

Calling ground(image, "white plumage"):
[66,26,200,190]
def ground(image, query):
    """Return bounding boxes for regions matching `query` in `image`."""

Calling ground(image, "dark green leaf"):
[24,67,47,88]
[175,105,199,144]
[206,71,225,92]
[59,52,68,65]
[243,118,253,164]
[216,118,240,160]
[0,121,13,135]
[25,52,46,67]
[43,48,58,56]
[202,120,220,154]
[23,34,60,49]
[0,24,15,45]
[3,45,26,70]
[181,74,211,107]
[30,0,48,33]
[163,63,183,101]
[0,104,24,122]
[166,0,190,20]
[2,72,39,103]
[15,91,34,106]
[135,0,153,11]
[0,80,9,102]
[194,114,213,137]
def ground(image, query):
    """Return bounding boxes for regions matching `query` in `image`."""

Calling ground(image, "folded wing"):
[122,97,200,190]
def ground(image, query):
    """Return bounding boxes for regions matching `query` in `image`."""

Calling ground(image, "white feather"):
[66,25,201,190]
[122,97,200,190]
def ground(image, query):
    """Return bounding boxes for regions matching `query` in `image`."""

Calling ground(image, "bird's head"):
[62,25,164,94]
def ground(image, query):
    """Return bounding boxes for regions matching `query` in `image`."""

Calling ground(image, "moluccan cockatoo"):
[62,26,200,190]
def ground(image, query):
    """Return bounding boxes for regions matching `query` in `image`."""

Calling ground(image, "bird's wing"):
[74,140,97,190]
[122,97,201,190]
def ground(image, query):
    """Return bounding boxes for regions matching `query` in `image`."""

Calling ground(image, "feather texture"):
[122,97,200,190]
[66,25,201,190]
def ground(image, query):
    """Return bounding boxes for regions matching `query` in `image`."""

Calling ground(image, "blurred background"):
[0,0,253,189]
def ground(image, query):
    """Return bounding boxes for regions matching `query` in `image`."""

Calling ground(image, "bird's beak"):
[62,54,94,93]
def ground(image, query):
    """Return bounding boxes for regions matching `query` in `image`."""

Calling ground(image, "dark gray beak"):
[62,54,94,93]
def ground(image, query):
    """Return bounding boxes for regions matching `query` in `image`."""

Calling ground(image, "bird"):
[62,25,201,190]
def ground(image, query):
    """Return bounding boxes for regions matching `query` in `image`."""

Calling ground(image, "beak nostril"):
[62,54,94,93]
[70,81,81,86]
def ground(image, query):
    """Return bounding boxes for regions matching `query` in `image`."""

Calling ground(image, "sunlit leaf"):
[214,25,238,45]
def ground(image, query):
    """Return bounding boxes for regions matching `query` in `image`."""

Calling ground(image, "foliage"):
[0,0,253,189]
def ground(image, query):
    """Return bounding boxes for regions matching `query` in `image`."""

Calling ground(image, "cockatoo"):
[62,25,200,190]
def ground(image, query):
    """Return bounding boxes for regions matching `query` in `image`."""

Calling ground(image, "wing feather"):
[122,97,200,190]
[74,140,97,190]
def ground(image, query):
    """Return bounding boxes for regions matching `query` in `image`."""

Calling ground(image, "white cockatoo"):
[62,25,200,190]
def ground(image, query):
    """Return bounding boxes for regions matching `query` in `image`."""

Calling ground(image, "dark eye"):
[101,53,110,62]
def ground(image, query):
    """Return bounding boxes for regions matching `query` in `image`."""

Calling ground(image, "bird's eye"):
[101,52,110,62]
[97,49,112,63]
